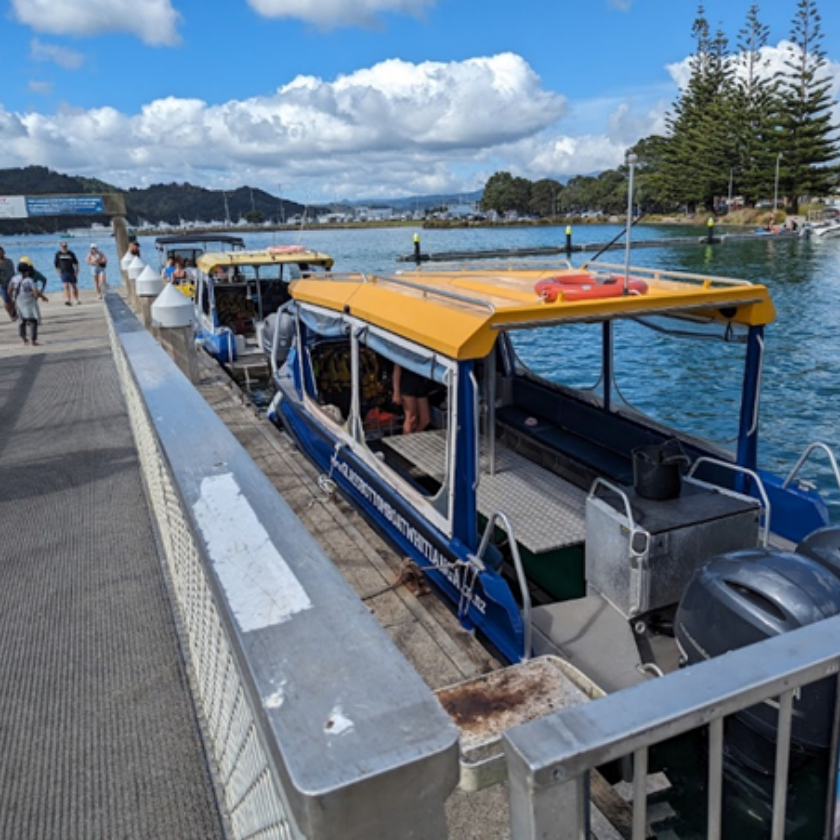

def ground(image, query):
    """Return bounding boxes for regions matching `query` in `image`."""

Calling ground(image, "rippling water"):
[9,223,839,512]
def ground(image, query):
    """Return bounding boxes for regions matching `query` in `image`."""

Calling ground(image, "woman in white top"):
[86,244,108,299]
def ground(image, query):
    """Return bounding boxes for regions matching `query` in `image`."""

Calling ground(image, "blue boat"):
[266,261,840,692]
[193,245,333,367]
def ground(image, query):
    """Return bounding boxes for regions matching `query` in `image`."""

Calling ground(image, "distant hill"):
[0,166,319,235]
[0,166,487,234]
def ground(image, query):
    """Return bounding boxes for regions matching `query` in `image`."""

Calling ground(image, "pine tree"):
[774,0,839,213]
[660,7,736,211]
[730,6,779,206]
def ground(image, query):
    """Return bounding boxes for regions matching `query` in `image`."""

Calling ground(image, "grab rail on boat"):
[783,442,840,495]
[589,478,652,616]
[686,457,771,546]
[405,258,575,273]
[476,512,532,662]
[580,261,755,288]
[375,273,497,313]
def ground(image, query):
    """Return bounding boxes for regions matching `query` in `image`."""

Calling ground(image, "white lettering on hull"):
[332,454,487,615]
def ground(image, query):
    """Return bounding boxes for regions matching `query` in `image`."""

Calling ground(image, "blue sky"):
[1,0,838,202]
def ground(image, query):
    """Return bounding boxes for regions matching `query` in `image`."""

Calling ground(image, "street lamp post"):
[773,153,783,214]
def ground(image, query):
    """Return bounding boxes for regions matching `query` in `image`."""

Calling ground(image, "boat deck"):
[384,430,587,553]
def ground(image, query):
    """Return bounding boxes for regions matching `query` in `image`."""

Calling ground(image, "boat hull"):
[269,388,528,663]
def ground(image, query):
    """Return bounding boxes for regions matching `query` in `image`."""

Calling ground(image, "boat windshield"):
[507,317,748,448]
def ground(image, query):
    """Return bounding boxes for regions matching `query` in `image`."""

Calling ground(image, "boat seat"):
[495,378,666,487]
[496,405,634,486]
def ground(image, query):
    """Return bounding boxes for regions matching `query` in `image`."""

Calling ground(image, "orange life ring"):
[536,274,648,303]
[267,245,306,254]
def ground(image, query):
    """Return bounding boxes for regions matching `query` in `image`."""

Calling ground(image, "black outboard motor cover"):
[676,548,840,773]
[797,525,840,579]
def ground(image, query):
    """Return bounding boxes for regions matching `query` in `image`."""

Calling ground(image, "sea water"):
[6,224,838,512]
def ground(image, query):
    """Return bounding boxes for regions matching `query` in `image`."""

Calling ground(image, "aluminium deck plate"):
[384,431,587,554]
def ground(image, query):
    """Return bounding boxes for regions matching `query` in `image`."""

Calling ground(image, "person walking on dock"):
[87,244,108,299]
[54,240,80,306]
[0,246,17,321]
[10,260,48,346]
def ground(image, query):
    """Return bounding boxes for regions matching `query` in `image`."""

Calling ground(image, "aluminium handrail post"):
[476,512,532,662]
[687,457,772,546]
[782,441,840,493]
[589,478,651,615]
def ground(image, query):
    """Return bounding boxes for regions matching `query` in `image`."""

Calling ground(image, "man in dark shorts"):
[54,240,80,305]
[393,364,432,434]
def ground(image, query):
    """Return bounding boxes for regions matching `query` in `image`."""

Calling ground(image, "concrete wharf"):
[0,301,225,838]
[0,289,522,837]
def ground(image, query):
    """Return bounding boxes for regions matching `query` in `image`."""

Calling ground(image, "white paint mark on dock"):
[193,472,312,632]
[264,684,286,710]
[324,706,354,736]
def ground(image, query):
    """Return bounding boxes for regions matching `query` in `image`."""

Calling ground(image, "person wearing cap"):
[0,246,16,320]
[9,260,48,346]
[54,240,80,306]
[17,256,48,293]
[86,244,108,299]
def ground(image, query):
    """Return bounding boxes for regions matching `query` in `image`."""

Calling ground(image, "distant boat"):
[806,218,840,240]
[65,222,113,238]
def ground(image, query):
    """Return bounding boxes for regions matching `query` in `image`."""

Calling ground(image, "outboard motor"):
[272,306,296,368]
[797,525,840,579]
[262,312,276,357]
[676,548,840,775]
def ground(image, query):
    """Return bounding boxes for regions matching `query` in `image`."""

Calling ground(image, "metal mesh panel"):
[106,316,297,840]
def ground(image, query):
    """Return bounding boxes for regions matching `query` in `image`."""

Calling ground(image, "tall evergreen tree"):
[660,7,736,211]
[774,0,839,212]
[730,6,779,205]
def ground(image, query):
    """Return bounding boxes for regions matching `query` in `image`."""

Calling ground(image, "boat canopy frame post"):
[454,360,479,549]
[602,321,614,412]
[736,325,764,484]
[253,266,265,323]
[484,347,497,477]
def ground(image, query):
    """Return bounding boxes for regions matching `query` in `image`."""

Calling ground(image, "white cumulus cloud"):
[11,0,182,46]
[0,53,567,198]
[0,52,670,199]
[247,0,435,28]
[667,40,840,95]
[30,38,85,70]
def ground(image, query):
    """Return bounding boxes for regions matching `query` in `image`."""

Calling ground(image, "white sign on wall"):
[0,196,28,219]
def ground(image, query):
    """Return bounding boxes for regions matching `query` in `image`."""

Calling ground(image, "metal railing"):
[105,295,459,839]
[503,614,840,839]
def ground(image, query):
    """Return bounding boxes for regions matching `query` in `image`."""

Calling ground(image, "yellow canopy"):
[290,263,776,361]
[196,246,334,273]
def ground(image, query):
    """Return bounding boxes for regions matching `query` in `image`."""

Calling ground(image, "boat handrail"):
[782,442,840,494]
[405,258,576,273]
[686,457,771,546]
[581,261,756,288]
[588,478,651,615]
[375,273,497,313]
[475,512,532,662]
